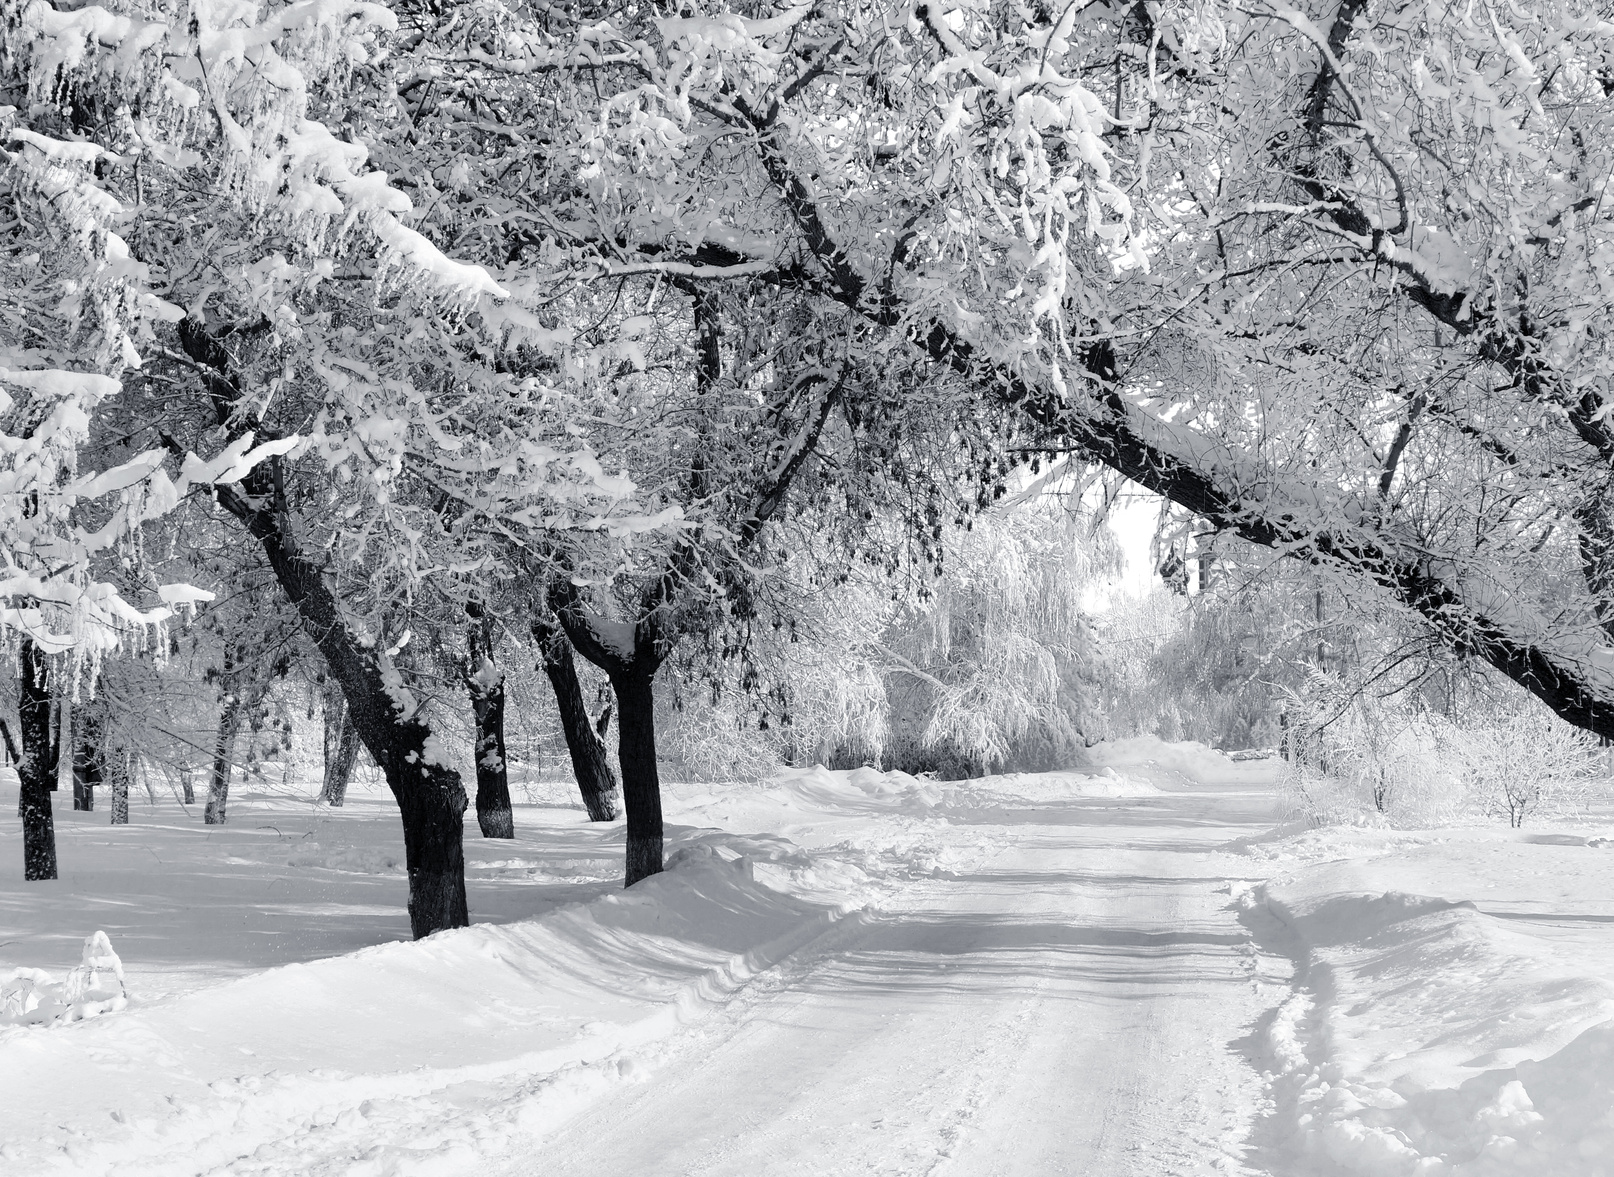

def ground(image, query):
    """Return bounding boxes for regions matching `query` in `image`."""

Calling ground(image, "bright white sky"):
[1082,482,1160,612]
[1108,486,1160,597]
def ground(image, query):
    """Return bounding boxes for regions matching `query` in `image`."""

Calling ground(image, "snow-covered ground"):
[3,743,1613,1174]
[1235,823,1614,1174]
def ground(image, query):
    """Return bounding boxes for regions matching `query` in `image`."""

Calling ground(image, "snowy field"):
[3,742,1614,1175]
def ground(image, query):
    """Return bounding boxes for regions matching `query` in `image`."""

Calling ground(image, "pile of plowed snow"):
[1235,826,1614,1174]
[767,763,1164,813]
[1087,734,1284,787]
[0,833,873,1177]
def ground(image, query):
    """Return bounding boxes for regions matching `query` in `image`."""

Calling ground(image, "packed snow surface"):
[1,739,1611,1174]
[1236,822,1614,1174]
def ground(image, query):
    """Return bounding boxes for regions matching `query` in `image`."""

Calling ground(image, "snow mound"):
[1245,855,1614,1174]
[0,830,870,1176]
[286,841,403,873]
[772,765,947,813]
[1,931,128,1026]
[1084,735,1260,786]
[1224,822,1439,863]
[1061,766,1160,798]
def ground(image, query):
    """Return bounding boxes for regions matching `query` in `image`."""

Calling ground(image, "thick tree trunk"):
[205,695,240,826]
[320,683,361,806]
[179,767,195,805]
[108,750,130,826]
[184,321,469,939]
[259,545,469,938]
[72,698,100,812]
[549,590,675,886]
[465,651,515,839]
[535,620,619,821]
[16,641,58,881]
[608,669,663,886]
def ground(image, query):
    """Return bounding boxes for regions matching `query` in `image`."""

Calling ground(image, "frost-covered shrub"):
[1446,703,1607,827]
[1281,675,1612,828]
[1279,716,1468,828]
[0,932,126,1026]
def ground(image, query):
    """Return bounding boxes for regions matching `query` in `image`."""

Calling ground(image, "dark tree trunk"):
[16,641,58,881]
[464,620,515,839]
[610,668,663,886]
[73,696,101,812]
[205,693,240,826]
[320,683,361,806]
[182,321,470,940]
[108,749,130,826]
[549,594,670,886]
[264,552,470,938]
[179,767,195,805]
[534,619,619,821]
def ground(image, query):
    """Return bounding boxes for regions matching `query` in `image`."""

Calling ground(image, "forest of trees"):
[4,0,1614,935]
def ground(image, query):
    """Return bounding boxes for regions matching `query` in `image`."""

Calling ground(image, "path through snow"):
[531,775,1283,1176]
[0,746,1293,1175]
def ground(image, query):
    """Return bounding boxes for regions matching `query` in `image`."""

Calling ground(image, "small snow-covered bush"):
[1445,701,1607,827]
[1280,717,1468,829]
[0,932,127,1026]
[1281,675,1611,828]
[1278,675,1459,827]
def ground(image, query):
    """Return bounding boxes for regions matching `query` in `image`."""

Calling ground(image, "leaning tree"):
[477,0,1614,739]
[1,0,674,929]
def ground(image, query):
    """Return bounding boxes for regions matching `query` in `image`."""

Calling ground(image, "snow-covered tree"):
[472,0,1614,744]
[0,133,215,875]
[1,0,677,924]
[15,0,1614,916]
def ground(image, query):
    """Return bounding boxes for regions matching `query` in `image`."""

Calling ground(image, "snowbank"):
[772,763,949,812]
[0,831,871,1177]
[1237,826,1614,1174]
[1084,735,1281,787]
[764,764,1163,812]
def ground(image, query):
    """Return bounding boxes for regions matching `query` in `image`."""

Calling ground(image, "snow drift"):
[1238,832,1614,1174]
[0,837,869,1176]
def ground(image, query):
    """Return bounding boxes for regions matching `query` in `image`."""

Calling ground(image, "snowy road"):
[1,757,1291,1177]
[527,778,1281,1177]
[14,753,1614,1174]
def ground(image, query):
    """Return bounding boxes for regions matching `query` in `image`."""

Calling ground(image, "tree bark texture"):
[72,697,100,812]
[205,692,240,826]
[17,641,58,881]
[180,322,469,939]
[464,624,515,839]
[320,682,361,806]
[610,669,664,886]
[108,750,130,826]
[534,619,619,822]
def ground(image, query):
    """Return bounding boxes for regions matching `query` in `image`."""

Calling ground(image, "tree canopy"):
[5,0,1614,928]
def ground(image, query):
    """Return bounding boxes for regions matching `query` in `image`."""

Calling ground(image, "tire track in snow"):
[527,784,1282,1177]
